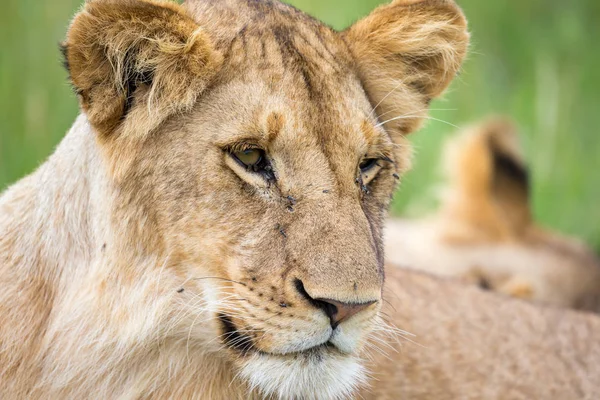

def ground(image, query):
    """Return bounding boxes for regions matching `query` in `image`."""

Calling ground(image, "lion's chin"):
[238,346,367,400]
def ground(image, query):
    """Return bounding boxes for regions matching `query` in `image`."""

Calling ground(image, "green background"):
[1,0,598,249]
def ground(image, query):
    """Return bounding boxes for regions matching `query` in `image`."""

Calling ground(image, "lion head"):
[55,0,468,398]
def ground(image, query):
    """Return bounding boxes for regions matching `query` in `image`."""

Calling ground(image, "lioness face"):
[62,0,468,398]
[141,22,396,399]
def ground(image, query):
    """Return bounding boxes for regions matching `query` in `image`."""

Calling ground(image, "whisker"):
[376,114,460,130]
[368,79,409,120]
[377,106,457,121]
[381,298,397,313]
[192,276,247,287]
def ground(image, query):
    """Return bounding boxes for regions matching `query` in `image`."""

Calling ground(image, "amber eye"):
[359,158,379,173]
[233,148,263,167]
[229,147,274,181]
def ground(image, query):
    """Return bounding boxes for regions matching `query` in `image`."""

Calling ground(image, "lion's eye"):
[228,147,275,182]
[359,157,387,186]
[233,148,263,167]
[359,158,379,173]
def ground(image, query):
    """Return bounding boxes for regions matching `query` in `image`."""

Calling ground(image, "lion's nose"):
[294,279,377,329]
[315,298,377,329]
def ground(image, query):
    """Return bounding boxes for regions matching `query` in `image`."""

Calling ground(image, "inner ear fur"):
[62,0,222,141]
[344,0,469,135]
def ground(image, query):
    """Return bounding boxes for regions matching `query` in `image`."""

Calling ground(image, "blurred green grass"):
[1,0,598,249]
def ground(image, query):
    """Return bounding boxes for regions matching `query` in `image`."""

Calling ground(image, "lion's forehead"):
[202,0,361,103]
[188,0,353,68]
[232,23,351,70]
[220,24,359,104]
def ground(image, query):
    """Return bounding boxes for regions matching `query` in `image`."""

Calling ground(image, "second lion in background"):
[385,117,600,311]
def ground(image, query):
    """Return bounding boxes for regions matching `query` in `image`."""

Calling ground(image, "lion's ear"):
[62,0,222,140]
[344,0,469,135]
[443,118,532,240]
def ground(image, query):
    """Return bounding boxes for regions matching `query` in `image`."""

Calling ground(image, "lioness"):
[1,1,599,399]
[386,118,600,310]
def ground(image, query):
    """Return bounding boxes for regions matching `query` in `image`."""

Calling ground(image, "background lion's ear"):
[344,0,469,135]
[62,0,222,141]
[442,118,532,241]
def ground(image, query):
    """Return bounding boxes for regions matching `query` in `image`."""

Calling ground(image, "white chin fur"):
[239,350,367,400]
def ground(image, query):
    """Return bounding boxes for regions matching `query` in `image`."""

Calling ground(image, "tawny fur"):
[385,118,600,310]
[1,0,599,399]
[360,267,600,400]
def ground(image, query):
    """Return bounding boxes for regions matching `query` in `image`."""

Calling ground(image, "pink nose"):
[314,298,377,329]
[294,279,378,329]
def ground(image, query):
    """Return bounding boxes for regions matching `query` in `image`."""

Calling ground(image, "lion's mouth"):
[218,313,256,354]
[218,313,337,357]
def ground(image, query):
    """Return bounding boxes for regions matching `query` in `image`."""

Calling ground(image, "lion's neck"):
[0,115,105,281]
[0,115,245,399]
